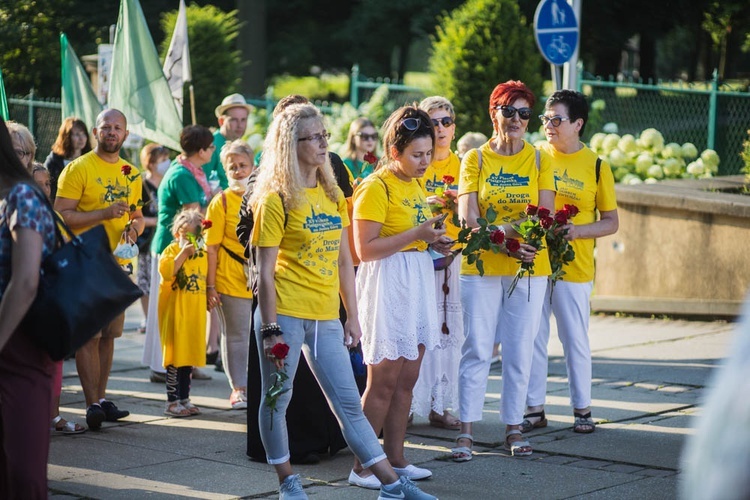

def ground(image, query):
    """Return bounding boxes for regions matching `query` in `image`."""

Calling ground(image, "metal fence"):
[349,64,425,109]
[7,90,62,164]
[579,70,750,176]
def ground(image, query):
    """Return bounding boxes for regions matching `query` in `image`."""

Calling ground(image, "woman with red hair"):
[452,80,555,460]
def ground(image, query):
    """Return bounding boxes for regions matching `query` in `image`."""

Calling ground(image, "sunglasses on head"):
[431,116,454,128]
[356,132,378,141]
[399,117,421,131]
[496,105,532,120]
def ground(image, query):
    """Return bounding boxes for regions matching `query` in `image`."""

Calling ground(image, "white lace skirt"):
[357,251,439,365]
[411,256,464,416]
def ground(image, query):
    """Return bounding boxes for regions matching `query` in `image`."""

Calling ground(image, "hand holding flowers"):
[264,341,290,430]
[505,204,547,300]
[545,204,579,301]
[429,175,460,227]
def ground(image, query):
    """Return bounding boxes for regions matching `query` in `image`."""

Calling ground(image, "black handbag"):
[21,194,143,361]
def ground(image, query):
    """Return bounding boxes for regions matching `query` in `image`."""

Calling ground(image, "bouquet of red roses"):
[457,205,508,276]
[506,204,547,300]
[264,342,290,430]
[429,175,459,227]
[545,204,579,302]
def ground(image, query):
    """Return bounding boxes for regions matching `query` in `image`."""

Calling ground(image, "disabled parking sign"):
[534,0,579,66]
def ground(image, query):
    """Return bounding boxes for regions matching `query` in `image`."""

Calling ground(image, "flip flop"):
[51,416,87,434]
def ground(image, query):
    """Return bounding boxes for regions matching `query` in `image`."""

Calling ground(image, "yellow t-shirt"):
[421,152,461,244]
[353,168,432,252]
[252,185,349,320]
[540,142,618,282]
[57,151,142,251]
[158,241,208,368]
[458,141,555,276]
[205,188,252,299]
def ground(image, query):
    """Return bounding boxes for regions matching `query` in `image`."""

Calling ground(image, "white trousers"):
[527,280,594,410]
[141,253,164,372]
[458,274,547,425]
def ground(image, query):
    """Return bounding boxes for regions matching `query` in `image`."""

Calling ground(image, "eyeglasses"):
[14,149,31,158]
[496,105,532,120]
[356,132,378,141]
[539,115,571,127]
[399,117,421,131]
[298,131,331,143]
[431,117,454,128]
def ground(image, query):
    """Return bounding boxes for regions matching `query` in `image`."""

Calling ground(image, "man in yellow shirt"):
[55,109,145,430]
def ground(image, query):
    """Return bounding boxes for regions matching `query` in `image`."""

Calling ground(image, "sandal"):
[450,433,474,462]
[429,411,462,430]
[51,415,86,434]
[180,399,202,416]
[164,401,191,418]
[504,429,533,456]
[573,411,595,433]
[520,410,548,433]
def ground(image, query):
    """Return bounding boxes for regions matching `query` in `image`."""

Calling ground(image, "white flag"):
[162,0,191,121]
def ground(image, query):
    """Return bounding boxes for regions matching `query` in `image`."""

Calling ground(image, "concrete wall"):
[592,175,750,317]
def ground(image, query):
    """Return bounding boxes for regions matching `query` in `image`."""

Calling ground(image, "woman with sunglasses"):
[250,103,437,500]
[524,90,618,435]
[453,80,555,461]
[349,106,453,489]
[342,117,379,187]
[410,96,464,431]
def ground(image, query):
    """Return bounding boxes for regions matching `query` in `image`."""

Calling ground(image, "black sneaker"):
[101,400,130,422]
[86,404,106,430]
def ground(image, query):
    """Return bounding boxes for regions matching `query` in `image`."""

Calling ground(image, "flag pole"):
[189,83,196,125]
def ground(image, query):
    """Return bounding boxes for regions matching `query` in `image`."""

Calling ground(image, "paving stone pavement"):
[47,304,736,499]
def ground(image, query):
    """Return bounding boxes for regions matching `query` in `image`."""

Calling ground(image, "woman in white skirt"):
[348,106,454,489]
[411,96,463,430]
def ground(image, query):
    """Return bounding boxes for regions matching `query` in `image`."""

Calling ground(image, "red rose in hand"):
[121,165,132,176]
[554,210,569,225]
[364,152,378,165]
[525,204,538,216]
[270,342,290,360]
[505,238,521,253]
[442,175,455,185]
[537,207,551,219]
[564,204,579,217]
[201,219,213,230]
[541,216,554,229]
[489,229,505,245]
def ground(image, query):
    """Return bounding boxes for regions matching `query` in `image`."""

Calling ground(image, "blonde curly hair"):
[250,103,339,211]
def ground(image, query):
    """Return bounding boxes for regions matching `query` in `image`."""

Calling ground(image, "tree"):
[160,4,242,128]
[430,0,544,138]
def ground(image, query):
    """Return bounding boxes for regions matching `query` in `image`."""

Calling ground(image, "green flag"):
[0,65,9,121]
[61,33,103,131]
[109,0,182,151]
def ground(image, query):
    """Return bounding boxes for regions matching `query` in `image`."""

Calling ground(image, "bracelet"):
[206,285,216,290]
[261,322,283,339]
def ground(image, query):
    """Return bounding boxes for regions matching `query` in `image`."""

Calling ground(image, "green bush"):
[160,4,242,128]
[429,0,544,138]
[271,73,349,102]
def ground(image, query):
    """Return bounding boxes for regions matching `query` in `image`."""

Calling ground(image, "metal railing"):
[7,89,62,164]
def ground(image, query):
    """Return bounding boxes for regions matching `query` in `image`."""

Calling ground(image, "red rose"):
[489,229,505,245]
[270,342,290,360]
[201,219,213,230]
[525,204,538,216]
[541,216,554,229]
[554,210,569,225]
[442,175,455,185]
[537,207,551,219]
[564,204,579,217]
[505,238,521,253]
[121,165,132,176]
[364,152,378,165]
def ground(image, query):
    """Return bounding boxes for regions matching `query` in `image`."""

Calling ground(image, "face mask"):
[228,176,250,190]
[156,159,171,175]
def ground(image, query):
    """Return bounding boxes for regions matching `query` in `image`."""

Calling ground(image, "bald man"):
[55,109,145,430]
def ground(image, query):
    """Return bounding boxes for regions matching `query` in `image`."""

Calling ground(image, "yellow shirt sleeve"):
[353,175,388,223]
[596,160,618,212]
[458,148,481,196]
[252,192,286,248]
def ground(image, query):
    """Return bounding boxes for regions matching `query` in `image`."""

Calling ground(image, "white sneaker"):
[392,464,432,480]
[348,469,382,489]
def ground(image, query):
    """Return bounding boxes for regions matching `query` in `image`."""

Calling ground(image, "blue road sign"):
[534,0,579,66]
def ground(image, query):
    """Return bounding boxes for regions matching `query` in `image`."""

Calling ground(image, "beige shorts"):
[94,312,126,339]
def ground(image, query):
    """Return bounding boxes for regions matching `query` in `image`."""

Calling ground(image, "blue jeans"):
[254,314,386,467]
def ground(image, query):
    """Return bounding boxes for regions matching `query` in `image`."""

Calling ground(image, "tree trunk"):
[237,0,266,96]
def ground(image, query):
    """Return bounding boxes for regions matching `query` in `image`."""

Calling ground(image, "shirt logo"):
[303,207,343,233]
[554,169,584,192]
[487,168,529,187]
[423,174,457,193]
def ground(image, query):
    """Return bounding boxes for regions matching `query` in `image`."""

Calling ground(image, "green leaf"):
[476,258,485,276]
[486,205,497,223]
[476,217,488,227]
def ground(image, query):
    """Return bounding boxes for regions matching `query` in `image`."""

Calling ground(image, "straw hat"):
[214,93,255,118]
